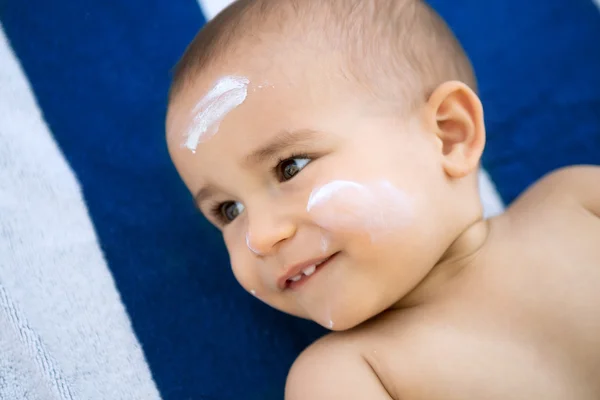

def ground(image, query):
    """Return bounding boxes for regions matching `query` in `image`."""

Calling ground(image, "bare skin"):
[166,52,600,399]
[287,167,600,399]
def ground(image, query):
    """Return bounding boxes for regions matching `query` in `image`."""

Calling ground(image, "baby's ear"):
[425,81,485,178]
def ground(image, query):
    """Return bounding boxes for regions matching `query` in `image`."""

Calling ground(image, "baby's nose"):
[245,210,296,256]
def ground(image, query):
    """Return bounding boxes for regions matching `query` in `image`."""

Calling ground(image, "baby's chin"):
[315,312,377,332]
[290,303,384,332]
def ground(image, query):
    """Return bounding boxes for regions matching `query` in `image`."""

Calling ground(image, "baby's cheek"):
[308,193,373,232]
[226,243,256,290]
[228,242,275,301]
[228,257,247,287]
[306,180,413,240]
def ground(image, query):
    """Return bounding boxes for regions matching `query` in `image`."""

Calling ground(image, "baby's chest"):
[370,276,600,400]
[505,212,600,336]
[498,238,600,359]
[373,317,600,400]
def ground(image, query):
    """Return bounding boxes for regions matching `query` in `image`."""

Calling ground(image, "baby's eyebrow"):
[194,184,218,209]
[243,128,319,168]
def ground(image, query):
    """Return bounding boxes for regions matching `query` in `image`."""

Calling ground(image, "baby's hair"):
[169,0,476,112]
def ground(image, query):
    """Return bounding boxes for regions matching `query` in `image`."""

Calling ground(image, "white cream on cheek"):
[302,180,413,330]
[307,180,413,240]
[183,76,249,152]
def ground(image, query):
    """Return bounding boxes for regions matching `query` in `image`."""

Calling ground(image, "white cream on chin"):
[306,180,413,240]
[183,76,249,152]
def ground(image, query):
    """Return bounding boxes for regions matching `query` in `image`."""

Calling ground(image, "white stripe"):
[479,169,504,219]
[197,0,235,20]
[0,24,161,400]
[196,0,600,22]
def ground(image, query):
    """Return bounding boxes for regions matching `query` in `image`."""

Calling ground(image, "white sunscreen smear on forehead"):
[307,180,413,240]
[183,76,249,152]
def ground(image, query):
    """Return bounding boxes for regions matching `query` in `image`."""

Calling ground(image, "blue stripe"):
[430,0,600,202]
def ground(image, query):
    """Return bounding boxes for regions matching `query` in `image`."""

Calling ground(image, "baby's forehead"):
[167,63,399,165]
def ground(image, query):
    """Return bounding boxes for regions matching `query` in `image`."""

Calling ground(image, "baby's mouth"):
[284,252,339,290]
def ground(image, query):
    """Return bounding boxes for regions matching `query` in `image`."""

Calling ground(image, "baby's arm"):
[541,166,600,217]
[285,337,394,400]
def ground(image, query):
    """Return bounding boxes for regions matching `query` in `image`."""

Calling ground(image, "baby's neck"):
[394,217,492,309]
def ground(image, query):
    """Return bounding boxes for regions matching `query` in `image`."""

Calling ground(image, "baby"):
[165,0,600,398]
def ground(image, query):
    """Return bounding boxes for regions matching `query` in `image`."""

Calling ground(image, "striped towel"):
[1,0,599,399]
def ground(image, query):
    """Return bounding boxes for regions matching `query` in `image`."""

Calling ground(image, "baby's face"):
[166,65,455,330]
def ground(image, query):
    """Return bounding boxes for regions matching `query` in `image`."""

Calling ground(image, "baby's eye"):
[276,157,311,182]
[215,201,245,224]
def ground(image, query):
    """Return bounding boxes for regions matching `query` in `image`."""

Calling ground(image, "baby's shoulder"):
[285,311,436,400]
[506,165,600,222]
[494,165,600,276]
[284,327,397,399]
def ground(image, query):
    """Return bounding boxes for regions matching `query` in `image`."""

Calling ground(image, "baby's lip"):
[277,253,338,290]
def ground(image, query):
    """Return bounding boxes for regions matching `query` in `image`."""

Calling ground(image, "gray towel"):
[0,24,161,400]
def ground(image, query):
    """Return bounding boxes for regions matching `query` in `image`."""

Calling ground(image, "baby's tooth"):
[289,275,302,282]
[303,265,317,276]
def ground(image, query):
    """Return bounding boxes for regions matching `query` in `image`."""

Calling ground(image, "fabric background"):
[1,0,599,399]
